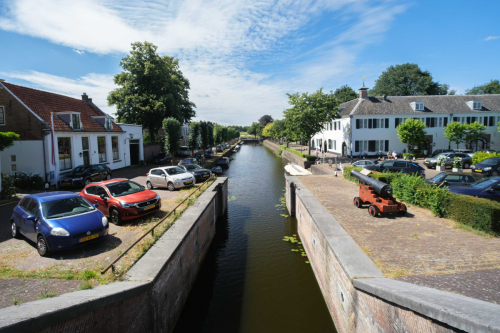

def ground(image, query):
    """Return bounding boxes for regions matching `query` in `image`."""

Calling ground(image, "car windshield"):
[430,173,445,182]
[72,166,89,173]
[188,165,202,170]
[471,178,498,189]
[165,167,186,175]
[42,197,95,219]
[106,181,144,197]
[479,159,499,166]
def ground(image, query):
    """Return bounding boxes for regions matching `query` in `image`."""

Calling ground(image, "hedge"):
[471,151,500,165]
[342,166,362,183]
[279,145,316,161]
[342,169,500,234]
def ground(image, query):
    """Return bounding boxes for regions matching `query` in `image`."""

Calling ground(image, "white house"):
[0,81,143,186]
[311,85,500,157]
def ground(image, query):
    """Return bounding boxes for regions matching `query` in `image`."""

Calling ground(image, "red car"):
[79,179,161,225]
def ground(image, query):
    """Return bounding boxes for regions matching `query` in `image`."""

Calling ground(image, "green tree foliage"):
[163,117,181,161]
[444,122,466,149]
[207,123,214,146]
[0,132,20,151]
[108,42,196,143]
[213,124,223,145]
[187,122,200,154]
[333,85,357,104]
[247,122,263,138]
[466,80,500,95]
[283,88,339,155]
[396,118,427,149]
[199,121,209,149]
[227,128,240,140]
[221,127,228,142]
[259,115,274,127]
[262,122,273,138]
[464,122,487,151]
[369,63,448,96]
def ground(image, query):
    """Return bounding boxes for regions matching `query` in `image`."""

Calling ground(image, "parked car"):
[10,192,109,256]
[211,166,223,175]
[146,166,195,191]
[194,151,206,164]
[216,145,223,152]
[217,157,230,169]
[178,164,212,183]
[472,158,500,176]
[80,179,160,225]
[204,149,214,157]
[59,164,112,188]
[178,146,190,157]
[425,172,483,187]
[432,149,453,157]
[352,160,378,167]
[178,158,199,166]
[448,177,500,201]
[150,153,171,165]
[363,160,425,176]
[423,152,472,169]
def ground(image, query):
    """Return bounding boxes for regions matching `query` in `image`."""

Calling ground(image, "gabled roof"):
[338,94,500,117]
[1,82,123,132]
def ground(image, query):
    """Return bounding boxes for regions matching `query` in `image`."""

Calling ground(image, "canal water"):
[174,143,337,333]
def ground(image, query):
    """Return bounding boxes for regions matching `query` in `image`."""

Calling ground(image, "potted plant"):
[452,156,463,172]
[436,155,447,172]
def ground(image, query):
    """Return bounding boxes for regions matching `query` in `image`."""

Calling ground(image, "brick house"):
[0,80,143,186]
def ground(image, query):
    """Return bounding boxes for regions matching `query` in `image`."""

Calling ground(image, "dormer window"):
[415,102,425,111]
[473,101,482,110]
[105,118,113,130]
[71,113,81,130]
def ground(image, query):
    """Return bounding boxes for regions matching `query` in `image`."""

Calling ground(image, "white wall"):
[118,124,144,166]
[1,141,45,176]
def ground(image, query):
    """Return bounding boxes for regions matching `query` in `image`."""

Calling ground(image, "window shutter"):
[490,116,495,127]
[484,117,488,126]
[385,118,389,128]
[368,141,376,152]
[355,141,359,152]
[368,119,372,129]
[385,140,389,151]
[444,118,448,127]
[356,119,360,129]
[426,118,430,127]
[466,117,471,124]
[431,118,435,127]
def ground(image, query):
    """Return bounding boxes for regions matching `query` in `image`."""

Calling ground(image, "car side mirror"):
[486,188,495,193]
[26,215,36,221]
[100,194,106,200]
[94,203,99,208]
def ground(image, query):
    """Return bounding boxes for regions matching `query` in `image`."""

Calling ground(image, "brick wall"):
[0,87,46,140]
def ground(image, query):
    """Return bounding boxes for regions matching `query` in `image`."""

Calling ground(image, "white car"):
[146,166,195,191]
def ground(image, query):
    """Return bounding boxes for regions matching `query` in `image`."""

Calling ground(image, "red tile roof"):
[2,82,123,132]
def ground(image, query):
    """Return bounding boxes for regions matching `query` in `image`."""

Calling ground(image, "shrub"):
[403,152,419,159]
[414,186,450,217]
[1,173,17,198]
[342,166,362,183]
[277,148,283,156]
[472,151,500,165]
[446,193,500,233]
[279,145,316,161]
[436,155,447,166]
[453,157,462,168]
[369,171,400,185]
[305,155,317,161]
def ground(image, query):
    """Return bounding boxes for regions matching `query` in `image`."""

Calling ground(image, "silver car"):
[146,166,195,191]
[424,152,472,169]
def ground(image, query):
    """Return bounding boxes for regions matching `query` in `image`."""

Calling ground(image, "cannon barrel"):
[350,170,393,197]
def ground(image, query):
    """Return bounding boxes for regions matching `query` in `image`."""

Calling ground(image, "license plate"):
[476,170,482,172]
[185,180,193,184]
[80,234,98,243]
[424,162,429,164]
[63,182,71,185]
[203,174,209,177]
[144,204,155,210]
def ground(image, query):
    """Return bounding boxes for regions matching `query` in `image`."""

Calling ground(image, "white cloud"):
[0,0,408,125]
[485,36,500,41]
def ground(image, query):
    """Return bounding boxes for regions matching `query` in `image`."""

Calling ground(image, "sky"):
[0,0,499,126]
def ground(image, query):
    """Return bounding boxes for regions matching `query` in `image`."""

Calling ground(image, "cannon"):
[350,170,407,217]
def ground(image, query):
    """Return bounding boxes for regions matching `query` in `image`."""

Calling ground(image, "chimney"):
[88,98,92,104]
[383,94,387,101]
[82,92,89,103]
[359,83,369,99]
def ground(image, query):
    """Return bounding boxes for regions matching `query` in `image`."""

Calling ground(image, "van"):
[178,146,189,157]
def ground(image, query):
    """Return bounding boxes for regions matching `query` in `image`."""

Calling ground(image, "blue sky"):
[0,0,499,125]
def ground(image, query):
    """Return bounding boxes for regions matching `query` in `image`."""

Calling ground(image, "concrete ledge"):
[0,281,149,333]
[354,278,500,333]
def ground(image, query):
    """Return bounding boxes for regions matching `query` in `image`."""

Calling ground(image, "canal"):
[174,143,337,333]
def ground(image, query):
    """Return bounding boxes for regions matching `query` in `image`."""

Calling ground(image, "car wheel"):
[84,178,91,186]
[368,205,379,217]
[37,235,50,257]
[167,182,175,191]
[110,208,122,225]
[106,174,111,180]
[463,163,470,169]
[11,221,20,238]
[492,170,499,177]
[146,181,153,190]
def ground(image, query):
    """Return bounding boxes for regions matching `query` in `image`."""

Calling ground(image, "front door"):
[82,137,90,165]
[130,140,140,165]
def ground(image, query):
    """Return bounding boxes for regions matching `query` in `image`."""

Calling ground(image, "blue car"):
[10,192,109,256]
[448,177,500,202]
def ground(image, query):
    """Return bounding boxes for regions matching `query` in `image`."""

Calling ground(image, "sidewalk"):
[298,174,500,304]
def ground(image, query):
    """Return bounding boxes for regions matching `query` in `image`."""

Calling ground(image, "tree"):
[464,122,487,151]
[369,63,448,96]
[108,41,196,143]
[0,132,20,151]
[448,89,457,95]
[444,121,466,149]
[199,121,209,150]
[213,124,223,145]
[262,122,274,138]
[466,80,500,95]
[163,117,181,164]
[207,123,214,147]
[283,88,339,155]
[396,118,427,150]
[259,115,274,127]
[333,85,357,104]
[247,122,263,138]
[187,122,200,155]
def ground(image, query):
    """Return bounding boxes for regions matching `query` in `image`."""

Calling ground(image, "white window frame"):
[71,113,82,130]
[363,119,367,129]
[105,118,113,131]
[473,101,482,110]
[416,102,424,111]
[98,136,107,163]
[11,155,16,162]
[112,136,119,160]
[0,106,5,125]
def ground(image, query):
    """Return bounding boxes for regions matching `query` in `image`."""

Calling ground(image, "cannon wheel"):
[399,203,407,215]
[368,205,379,217]
[353,197,362,208]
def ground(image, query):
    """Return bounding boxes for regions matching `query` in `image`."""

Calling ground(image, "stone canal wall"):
[263,140,314,169]
[0,177,228,333]
[285,175,500,333]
